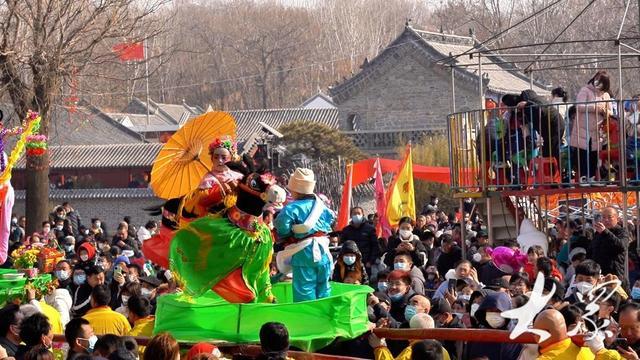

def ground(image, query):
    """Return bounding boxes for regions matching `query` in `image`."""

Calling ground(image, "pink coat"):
[569,84,611,150]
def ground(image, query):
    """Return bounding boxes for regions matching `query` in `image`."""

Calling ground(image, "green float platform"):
[154,282,372,352]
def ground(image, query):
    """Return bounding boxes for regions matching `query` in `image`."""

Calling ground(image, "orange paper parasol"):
[150,111,236,199]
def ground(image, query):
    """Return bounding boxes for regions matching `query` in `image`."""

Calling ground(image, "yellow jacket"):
[83,306,132,336]
[374,342,451,360]
[39,300,64,335]
[537,338,625,360]
[128,316,155,337]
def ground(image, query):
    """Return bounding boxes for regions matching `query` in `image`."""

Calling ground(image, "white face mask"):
[485,312,506,328]
[470,303,480,317]
[141,287,152,297]
[399,229,413,240]
[575,281,594,295]
[55,225,63,231]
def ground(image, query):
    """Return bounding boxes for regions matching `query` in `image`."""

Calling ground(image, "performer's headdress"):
[208,135,237,157]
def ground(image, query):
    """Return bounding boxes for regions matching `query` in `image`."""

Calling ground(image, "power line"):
[522,0,597,72]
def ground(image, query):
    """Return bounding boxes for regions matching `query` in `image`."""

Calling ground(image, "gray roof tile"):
[14,188,156,200]
[16,143,163,169]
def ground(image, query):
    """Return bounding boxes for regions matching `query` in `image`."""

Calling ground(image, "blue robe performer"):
[275,168,335,302]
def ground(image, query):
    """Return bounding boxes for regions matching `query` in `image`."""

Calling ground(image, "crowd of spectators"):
[3,192,640,360]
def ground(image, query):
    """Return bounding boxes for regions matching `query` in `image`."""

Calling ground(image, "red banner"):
[350,158,450,188]
[113,42,145,61]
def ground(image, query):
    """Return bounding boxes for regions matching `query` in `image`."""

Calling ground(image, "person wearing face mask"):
[72,265,105,317]
[380,270,415,329]
[403,295,431,324]
[564,260,601,304]
[340,207,379,274]
[76,242,96,271]
[332,240,368,285]
[65,318,97,360]
[9,215,23,245]
[465,291,523,359]
[54,260,74,292]
[0,304,23,357]
[631,279,640,301]
[115,282,141,317]
[62,236,76,259]
[40,221,53,244]
[14,313,54,360]
[569,70,613,184]
[391,253,425,296]
[383,217,427,269]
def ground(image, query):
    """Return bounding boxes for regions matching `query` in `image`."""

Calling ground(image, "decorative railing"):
[448,99,638,193]
[343,128,444,153]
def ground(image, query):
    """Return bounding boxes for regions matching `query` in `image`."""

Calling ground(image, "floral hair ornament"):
[208,135,237,157]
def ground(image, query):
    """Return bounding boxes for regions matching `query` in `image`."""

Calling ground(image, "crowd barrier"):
[52,328,585,359]
[448,99,640,193]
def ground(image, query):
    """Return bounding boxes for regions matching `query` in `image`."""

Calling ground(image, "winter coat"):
[384,234,427,267]
[466,292,523,359]
[592,225,628,279]
[340,222,379,265]
[332,240,369,284]
[570,84,611,150]
[520,89,564,159]
[45,288,72,326]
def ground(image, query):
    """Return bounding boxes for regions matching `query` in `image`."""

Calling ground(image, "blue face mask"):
[632,287,640,300]
[389,292,404,302]
[343,255,356,266]
[377,282,388,292]
[74,274,86,285]
[404,305,417,321]
[351,215,364,225]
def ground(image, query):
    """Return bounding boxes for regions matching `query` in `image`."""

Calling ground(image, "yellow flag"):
[386,144,415,227]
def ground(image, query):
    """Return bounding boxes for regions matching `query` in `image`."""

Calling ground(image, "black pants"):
[569,145,598,179]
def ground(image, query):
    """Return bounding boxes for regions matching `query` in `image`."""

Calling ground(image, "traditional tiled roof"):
[14,188,156,200]
[330,25,549,102]
[412,28,548,95]
[230,108,340,142]
[120,98,201,130]
[47,101,144,146]
[15,143,163,169]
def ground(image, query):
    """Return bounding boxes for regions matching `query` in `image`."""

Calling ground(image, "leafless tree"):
[0,0,171,233]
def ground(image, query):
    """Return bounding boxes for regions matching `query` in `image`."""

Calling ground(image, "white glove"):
[585,332,605,354]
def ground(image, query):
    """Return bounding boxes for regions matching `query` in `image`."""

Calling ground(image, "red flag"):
[336,163,353,231]
[113,42,145,61]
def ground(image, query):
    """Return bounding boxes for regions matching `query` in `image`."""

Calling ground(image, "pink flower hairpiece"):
[260,173,276,186]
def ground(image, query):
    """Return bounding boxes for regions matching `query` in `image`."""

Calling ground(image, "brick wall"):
[13,197,162,231]
[336,45,479,132]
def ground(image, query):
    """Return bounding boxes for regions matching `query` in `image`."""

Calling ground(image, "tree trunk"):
[25,151,49,234]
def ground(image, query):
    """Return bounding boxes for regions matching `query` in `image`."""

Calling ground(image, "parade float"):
[146,111,371,352]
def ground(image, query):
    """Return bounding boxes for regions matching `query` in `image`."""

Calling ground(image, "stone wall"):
[13,197,162,231]
[336,44,479,132]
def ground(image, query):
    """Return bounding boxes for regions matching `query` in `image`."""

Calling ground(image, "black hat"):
[485,278,509,291]
[139,276,161,288]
